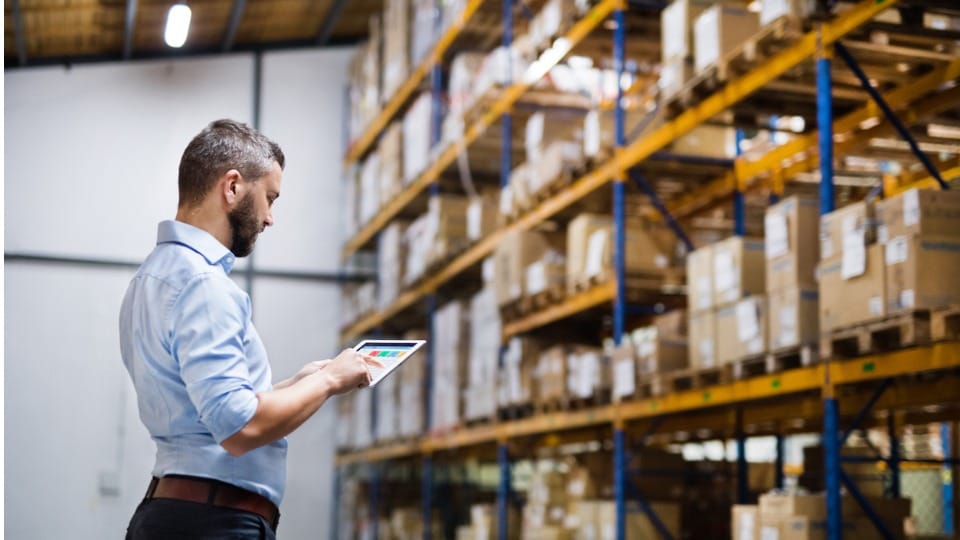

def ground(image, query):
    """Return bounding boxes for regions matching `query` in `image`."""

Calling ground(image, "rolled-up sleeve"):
[170,273,258,443]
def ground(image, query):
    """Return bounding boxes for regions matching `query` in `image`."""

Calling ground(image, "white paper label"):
[820,227,834,259]
[736,300,760,342]
[885,236,909,266]
[613,358,635,398]
[869,295,883,315]
[739,511,756,540]
[585,229,609,278]
[714,249,736,295]
[747,337,763,354]
[526,261,547,295]
[499,185,513,214]
[903,189,920,227]
[841,238,866,280]
[765,213,789,259]
[780,305,797,347]
[638,340,656,359]
[878,225,889,244]
[700,339,715,367]
[467,199,482,240]
[900,289,915,309]
[697,277,712,309]
[761,525,780,540]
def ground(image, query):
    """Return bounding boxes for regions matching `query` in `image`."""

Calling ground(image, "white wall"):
[5,47,353,539]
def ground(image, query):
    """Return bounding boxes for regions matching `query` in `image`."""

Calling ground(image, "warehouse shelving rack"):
[335,0,960,538]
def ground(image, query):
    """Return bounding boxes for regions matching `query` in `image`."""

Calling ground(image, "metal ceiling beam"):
[316,0,350,45]
[123,0,138,60]
[11,0,27,66]
[222,0,247,52]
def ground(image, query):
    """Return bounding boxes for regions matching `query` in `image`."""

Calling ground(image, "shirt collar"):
[157,220,237,273]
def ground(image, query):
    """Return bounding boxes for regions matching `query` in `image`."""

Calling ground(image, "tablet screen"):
[354,340,426,387]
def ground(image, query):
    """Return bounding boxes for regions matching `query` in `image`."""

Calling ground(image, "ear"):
[220,169,243,206]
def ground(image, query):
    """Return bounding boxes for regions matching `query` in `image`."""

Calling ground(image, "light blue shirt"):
[120,220,286,506]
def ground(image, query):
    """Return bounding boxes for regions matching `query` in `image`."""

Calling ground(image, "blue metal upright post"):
[817,48,835,216]
[737,409,749,504]
[824,398,842,540]
[422,457,434,540]
[943,422,955,536]
[612,8,627,540]
[887,414,901,498]
[734,128,746,236]
[775,434,785,490]
[497,443,512,540]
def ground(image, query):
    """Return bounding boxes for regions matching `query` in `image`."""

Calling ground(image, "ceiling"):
[4,0,382,68]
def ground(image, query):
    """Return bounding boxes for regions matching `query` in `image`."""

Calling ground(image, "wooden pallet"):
[642,365,731,397]
[529,283,567,310]
[730,345,818,380]
[661,15,804,115]
[820,310,932,359]
[497,402,536,422]
[932,305,960,342]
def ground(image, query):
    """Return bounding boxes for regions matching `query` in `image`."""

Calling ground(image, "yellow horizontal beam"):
[334,342,960,464]
[340,0,621,259]
[342,0,485,166]
[502,282,615,340]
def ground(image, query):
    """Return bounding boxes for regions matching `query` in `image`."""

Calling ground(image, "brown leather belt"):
[145,475,279,530]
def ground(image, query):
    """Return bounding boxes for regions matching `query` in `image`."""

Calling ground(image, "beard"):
[227,192,261,258]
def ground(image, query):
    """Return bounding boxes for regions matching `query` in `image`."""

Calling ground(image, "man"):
[120,119,380,539]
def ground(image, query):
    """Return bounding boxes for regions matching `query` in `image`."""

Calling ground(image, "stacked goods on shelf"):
[353,386,374,449]
[498,336,543,414]
[398,330,427,437]
[432,300,470,431]
[347,16,381,145]
[876,189,960,314]
[443,52,487,147]
[358,150,382,225]
[341,282,377,328]
[410,0,435,68]
[658,0,709,99]
[335,393,355,450]
[380,122,404,204]
[387,507,443,539]
[583,106,662,164]
[759,0,813,26]
[403,93,434,186]
[670,124,738,159]
[765,197,819,353]
[455,504,521,540]
[687,236,766,368]
[375,369,399,441]
[404,195,471,284]
[379,221,406,309]
[535,345,568,407]
[467,192,499,243]
[692,4,758,72]
[817,201,885,332]
[522,111,587,201]
[798,444,886,497]
[493,229,566,308]
[382,0,410,101]
[749,491,912,539]
[521,466,569,537]
[525,0,585,53]
[565,345,607,403]
[464,286,502,421]
[566,213,678,294]
[611,310,689,401]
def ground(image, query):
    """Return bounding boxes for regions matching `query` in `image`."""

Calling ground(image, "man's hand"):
[323,348,385,394]
[273,360,332,390]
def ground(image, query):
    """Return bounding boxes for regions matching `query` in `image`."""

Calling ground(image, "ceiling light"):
[165,3,192,48]
[928,123,960,140]
[747,0,761,13]
[858,116,881,130]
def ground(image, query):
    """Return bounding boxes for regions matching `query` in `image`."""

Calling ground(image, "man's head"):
[178,119,284,257]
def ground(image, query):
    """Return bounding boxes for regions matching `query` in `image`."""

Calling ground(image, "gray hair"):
[178,119,285,207]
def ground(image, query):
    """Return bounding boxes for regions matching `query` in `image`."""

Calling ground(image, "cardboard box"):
[768,287,819,350]
[732,505,760,540]
[632,325,688,376]
[381,0,410,100]
[766,196,820,292]
[610,340,637,401]
[759,492,826,519]
[818,244,886,332]
[884,234,960,313]
[529,140,584,195]
[494,229,565,306]
[687,244,714,313]
[431,300,469,430]
[761,0,814,26]
[584,107,661,160]
[672,124,738,159]
[499,337,542,407]
[566,214,677,292]
[877,188,960,242]
[566,346,607,399]
[379,122,404,202]
[689,309,717,369]
[525,111,584,164]
[537,345,569,403]
[661,0,710,62]
[659,57,695,100]
[525,252,567,296]
[402,93,433,185]
[378,221,407,309]
[712,236,766,307]
[694,5,759,72]
[819,201,876,262]
[717,296,768,364]
[594,501,682,540]
[467,194,499,242]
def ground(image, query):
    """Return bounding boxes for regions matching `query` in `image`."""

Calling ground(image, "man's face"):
[228,161,282,258]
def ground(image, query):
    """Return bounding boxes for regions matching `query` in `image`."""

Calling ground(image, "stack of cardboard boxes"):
[346,16,381,146]
[494,229,566,308]
[402,93,433,187]
[658,0,708,100]
[397,330,427,438]
[432,300,469,431]
[358,151,382,225]
[692,4,758,73]
[765,197,820,353]
[611,311,689,401]
[380,122,404,204]
[687,236,766,368]
[403,195,471,285]
[498,337,542,413]
[464,287,502,421]
[733,492,912,540]
[378,221,406,309]
[381,0,410,100]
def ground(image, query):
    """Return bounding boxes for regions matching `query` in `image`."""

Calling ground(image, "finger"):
[364,357,386,369]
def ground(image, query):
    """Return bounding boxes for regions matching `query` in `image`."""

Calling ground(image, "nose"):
[265,212,275,228]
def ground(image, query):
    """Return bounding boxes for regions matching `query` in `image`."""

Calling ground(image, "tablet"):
[353,339,427,387]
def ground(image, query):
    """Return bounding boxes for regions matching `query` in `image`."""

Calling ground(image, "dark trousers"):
[126,498,277,540]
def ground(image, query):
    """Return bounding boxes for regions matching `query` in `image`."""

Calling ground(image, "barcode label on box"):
[903,189,920,226]
[885,236,909,266]
[765,213,789,259]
